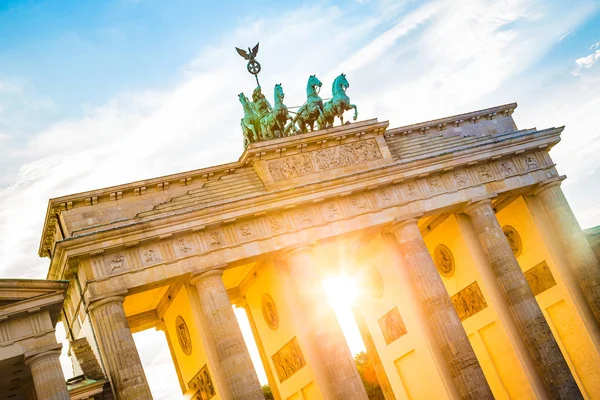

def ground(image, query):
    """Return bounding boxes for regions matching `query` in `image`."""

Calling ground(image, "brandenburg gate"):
[29,89,600,399]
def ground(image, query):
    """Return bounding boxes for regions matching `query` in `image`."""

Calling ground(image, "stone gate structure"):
[25,102,600,399]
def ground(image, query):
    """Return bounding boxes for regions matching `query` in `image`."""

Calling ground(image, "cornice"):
[45,124,562,281]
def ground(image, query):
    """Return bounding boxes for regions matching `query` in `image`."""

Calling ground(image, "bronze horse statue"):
[293,75,324,133]
[318,73,358,128]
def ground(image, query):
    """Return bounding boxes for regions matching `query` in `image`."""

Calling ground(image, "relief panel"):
[524,261,557,296]
[272,337,306,383]
[451,281,488,321]
[378,307,407,345]
[189,364,216,400]
[265,139,383,182]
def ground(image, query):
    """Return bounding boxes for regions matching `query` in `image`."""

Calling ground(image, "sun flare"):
[322,273,365,355]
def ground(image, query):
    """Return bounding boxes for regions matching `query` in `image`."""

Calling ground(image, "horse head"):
[307,74,323,97]
[274,83,285,103]
[332,73,350,96]
[238,93,252,112]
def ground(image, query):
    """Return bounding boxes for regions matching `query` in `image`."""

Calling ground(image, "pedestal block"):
[464,199,581,399]
[88,296,153,400]
[190,270,263,400]
[389,219,493,400]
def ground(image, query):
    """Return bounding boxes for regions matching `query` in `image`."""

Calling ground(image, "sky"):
[1,0,600,398]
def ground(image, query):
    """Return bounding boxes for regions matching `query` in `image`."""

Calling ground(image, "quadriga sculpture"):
[239,73,358,147]
[293,75,324,133]
[318,73,358,128]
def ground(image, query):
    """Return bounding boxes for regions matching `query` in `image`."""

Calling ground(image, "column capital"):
[388,217,420,234]
[189,267,225,285]
[24,345,63,367]
[88,295,125,313]
[533,176,565,196]
[463,198,493,216]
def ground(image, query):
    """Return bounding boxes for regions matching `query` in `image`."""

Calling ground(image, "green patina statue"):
[318,73,358,128]
[261,83,294,139]
[239,84,294,147]
[238,72,358,147]
[293,75,324,133]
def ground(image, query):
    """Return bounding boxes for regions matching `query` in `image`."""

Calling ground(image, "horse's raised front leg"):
[350,104,358,121]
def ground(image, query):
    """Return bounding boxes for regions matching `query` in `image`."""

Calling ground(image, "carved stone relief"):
[499,160,516,176]
[175,237,193,254]
[453,170,470,187]
[451,282,488,321]
[378,307,407,345]
[434,244,455,277]
[524,261,557,296]
[525,155,539,170]
[106,253,126,273]
[323,202,342,220]
[266,139,382,182]
[189,364,216,400]
[268,215,286,233]
[272,337,306,383]
[141,248,162,265]
[206,230,223,248]
[261,293,279,330]
[477,165,493,181]
[176,316,192,356]
[502,225,522,257]
[428,176,446,193]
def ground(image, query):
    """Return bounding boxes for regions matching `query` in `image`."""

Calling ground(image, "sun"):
[322,273,359,308]
[322,273,365,355]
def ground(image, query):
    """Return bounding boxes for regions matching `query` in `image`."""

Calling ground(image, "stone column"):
[281,246,368,400]
[389,219,493,400]
[25,345,70,400]
[237,297,282,400]
[190,270,263,400]
[464,199,582,399]
[88,296,153,400]
[535,180,600,324]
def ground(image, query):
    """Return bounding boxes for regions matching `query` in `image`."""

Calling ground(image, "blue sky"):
[1,0,600,398]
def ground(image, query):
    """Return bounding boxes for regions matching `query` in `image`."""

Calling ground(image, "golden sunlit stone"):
[3,103,600,399]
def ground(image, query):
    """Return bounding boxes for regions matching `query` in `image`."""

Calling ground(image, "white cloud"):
[575,49,600,71]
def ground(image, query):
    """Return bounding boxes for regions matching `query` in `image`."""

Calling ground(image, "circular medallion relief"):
[502,225,522,257]
[434,244,455,277]
[261,294,279,330]
[364,264,384,299]
[175,316,192,355]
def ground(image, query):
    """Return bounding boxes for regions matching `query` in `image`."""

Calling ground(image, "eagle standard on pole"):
[235,42,261,85]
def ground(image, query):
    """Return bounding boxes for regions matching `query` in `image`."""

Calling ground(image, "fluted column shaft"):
[536,180,600,324]
[88,296,153,400]
[190,269,263,400]
[464,200,581,399]
[389,219,493,400]
[25,347,70,400]
[283,247,367,400]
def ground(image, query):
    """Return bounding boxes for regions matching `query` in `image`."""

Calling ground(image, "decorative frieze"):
[88,151,552,280]
[266,138,382,182]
